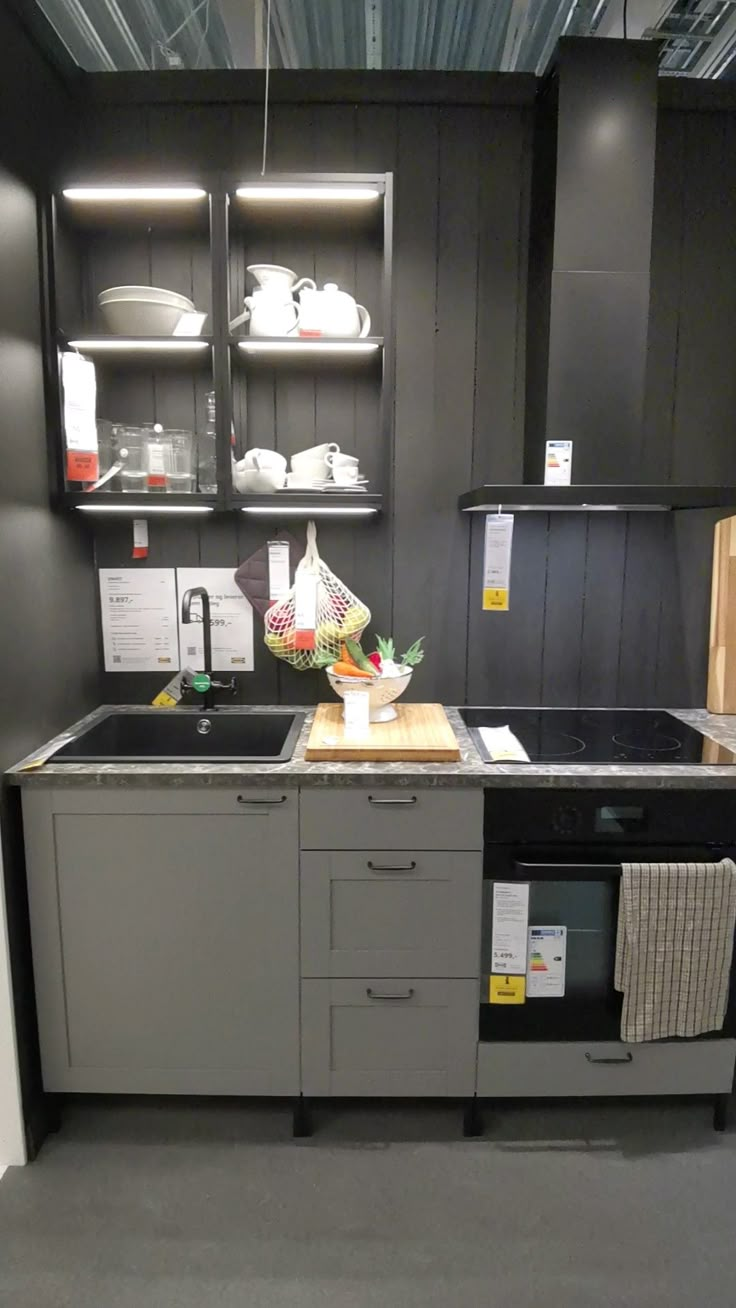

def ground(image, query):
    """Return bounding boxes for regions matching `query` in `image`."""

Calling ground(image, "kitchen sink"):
[52,709,305,764]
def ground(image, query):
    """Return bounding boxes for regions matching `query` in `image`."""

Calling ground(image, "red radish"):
[367,651,382,671]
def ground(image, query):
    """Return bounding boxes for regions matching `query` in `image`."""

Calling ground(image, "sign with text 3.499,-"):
[483,514,514,611]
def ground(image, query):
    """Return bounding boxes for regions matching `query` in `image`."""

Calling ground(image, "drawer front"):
[300,851,482,978]
[476,1040,736,1098]
[42,788,297,818]
[300,788,483,851]
[302,978,477,1096]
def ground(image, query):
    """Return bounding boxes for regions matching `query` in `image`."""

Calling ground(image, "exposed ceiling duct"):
[30,0,736,75]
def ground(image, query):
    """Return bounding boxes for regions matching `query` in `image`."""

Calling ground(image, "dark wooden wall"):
[64,84,736,709]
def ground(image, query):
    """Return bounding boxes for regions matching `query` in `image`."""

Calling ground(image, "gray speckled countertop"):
[8,704,736,790]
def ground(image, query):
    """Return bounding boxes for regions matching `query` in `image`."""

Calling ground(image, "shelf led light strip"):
[241,506,377,517]
[68,339,209,352]
[62,187,207,202]
[76,504,214,514]
[236,185,380,202]
[237,340,379,355]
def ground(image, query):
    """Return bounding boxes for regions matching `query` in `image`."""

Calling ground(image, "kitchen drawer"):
[301,978,477,1096]
[39,788,297,817]
[300,851,482,978]
[476,1039,736,1098]
[299,788,483,851]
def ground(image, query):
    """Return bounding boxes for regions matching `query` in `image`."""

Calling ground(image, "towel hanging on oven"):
[615,859,736,1043]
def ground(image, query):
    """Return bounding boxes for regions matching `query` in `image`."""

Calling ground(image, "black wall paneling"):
[63,73,736,710]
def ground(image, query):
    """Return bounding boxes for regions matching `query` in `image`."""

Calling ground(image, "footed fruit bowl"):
[326,666,413,723]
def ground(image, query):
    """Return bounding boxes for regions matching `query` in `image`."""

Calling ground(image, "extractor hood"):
[461,37,736,515]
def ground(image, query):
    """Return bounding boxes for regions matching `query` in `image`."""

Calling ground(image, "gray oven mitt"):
[234,533,300,620]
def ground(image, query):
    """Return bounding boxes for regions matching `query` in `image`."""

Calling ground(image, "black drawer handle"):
[367,861,417,873]
[237,795,287,805]
[368,795,417,806]
[585,1052,633,1066]
[366,987,415,1001]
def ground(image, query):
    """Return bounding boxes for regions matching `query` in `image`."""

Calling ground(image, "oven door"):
[480,844,732,1043]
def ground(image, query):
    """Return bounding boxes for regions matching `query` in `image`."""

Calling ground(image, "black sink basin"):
[52,710,305,764]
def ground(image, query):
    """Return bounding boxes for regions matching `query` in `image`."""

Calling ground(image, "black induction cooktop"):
[460,708,736,765]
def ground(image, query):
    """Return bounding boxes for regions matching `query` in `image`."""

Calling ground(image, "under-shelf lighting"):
[236,185,380,202]
[236,340,380,355]
[68,339,210,352]
[240,505,378,517]
[63,186,207,202]
[76,504,215,514]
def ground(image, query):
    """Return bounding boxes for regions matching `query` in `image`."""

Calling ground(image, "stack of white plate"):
[97,285,196,336]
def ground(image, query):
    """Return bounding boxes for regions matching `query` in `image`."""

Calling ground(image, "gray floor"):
[1,1097,735,1307]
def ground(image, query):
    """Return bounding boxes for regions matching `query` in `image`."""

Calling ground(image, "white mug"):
[291,443,339,480]
[244,448,287,473]
[326,451,358,470]
[297,442,339,461]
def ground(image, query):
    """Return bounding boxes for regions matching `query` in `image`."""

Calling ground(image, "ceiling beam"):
[689,7,736,76]
[501,0,532,69]
[595,0,675,38]
[219,0,264,67]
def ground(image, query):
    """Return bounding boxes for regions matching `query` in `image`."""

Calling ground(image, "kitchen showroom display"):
[49,175,392,516]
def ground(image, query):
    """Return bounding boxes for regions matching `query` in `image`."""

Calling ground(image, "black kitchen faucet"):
[180,586,236,710]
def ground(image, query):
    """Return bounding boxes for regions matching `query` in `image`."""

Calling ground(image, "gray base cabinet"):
[23,789,299,1095]
[302,979,478,1096]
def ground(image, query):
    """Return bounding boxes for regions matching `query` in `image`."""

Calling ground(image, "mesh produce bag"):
[264,521,370,670]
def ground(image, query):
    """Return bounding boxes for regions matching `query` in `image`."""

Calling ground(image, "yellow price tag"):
[489,974,526,1004]
[483,588,509,611]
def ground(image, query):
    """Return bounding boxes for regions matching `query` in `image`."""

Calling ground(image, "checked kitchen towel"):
[615,859,736,1043]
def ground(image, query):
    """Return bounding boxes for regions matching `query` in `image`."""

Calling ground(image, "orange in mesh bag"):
[264,521,371,671]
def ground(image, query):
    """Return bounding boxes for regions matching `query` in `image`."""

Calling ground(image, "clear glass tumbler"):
[164,429,195,493]
[117,426,149,493]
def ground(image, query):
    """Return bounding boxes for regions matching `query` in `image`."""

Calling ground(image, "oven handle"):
[513,861,621,879]
[585,1052,633,1065]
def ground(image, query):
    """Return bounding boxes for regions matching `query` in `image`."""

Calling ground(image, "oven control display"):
[594,805,646,834]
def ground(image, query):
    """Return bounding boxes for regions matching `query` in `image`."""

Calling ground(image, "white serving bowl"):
[326,666,413,723]
[98,298,186,335]
[98,285,195,310]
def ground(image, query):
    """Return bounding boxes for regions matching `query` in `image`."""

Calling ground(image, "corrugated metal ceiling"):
[33,0,736,77]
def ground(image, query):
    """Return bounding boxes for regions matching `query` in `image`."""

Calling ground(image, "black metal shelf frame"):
[43,173,394,523]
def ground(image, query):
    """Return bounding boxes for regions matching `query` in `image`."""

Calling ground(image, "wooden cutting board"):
[304,703,461,762]
[708,515,736,713]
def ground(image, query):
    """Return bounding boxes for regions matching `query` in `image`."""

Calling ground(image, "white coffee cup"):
[326,451,358,471]
[332,465,360,486]
[291,443,339,480]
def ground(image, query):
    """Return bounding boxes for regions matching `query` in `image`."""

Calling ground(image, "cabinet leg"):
[292,1096,312,1139]
[713,1093,729,1133]
[463,1098,484,1138]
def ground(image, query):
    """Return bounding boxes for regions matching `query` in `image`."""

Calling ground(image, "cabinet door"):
[24,792,299,1095]
[301,851,482,978]
[301,978,477,1096]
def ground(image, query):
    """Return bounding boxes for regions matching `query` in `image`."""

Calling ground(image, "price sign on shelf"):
[482,513,514,611]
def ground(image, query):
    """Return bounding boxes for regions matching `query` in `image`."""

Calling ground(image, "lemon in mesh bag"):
[264,521,370,671]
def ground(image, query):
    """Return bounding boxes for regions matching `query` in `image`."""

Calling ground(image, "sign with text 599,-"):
[483,514,514,611]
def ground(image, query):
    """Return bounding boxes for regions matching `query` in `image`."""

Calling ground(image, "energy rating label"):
[527,926,567,998]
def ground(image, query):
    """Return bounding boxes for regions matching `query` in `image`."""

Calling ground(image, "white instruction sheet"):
[99,569,179,672]
[527,926,567,998]
[491,882,529,974]
[483,513,514,611]
[176,568,254,672]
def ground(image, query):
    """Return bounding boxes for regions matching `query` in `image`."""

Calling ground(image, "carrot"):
[331,661,374,679]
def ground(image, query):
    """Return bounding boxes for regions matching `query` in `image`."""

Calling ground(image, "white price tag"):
[268,540,291,602]
[544,439,573,486]
[483,514,514,611]
[491,882,529,974]
[343,688,370,739]
[132,519,148,560]
[294,571,318,651]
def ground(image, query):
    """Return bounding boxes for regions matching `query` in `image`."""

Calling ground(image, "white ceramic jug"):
[299,283,371,338]
[230,288,301,336]
[247,264,316,294]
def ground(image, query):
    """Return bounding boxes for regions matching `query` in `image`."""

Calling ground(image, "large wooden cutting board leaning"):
[707,515,736,713]
[305,703,461,762]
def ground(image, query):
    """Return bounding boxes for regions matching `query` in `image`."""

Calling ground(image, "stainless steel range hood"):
[461,37,736,514]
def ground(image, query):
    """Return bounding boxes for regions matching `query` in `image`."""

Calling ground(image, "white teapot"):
[299,283,371,338]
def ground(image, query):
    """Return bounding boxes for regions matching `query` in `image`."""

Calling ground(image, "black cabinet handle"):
[366,987,415,1001]
[585,1052,633,1065]
[367,861,417,872]
[237,795,287,805]
[368,795,417,806]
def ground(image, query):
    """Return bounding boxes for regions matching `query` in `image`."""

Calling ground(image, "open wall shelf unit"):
[43,174,393,521]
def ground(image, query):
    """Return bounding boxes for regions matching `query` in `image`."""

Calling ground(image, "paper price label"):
[294,572,317,651]
[268,540,291,602]
[489,975,526,1005]
[482,514,514,611]
[491,882,529,974]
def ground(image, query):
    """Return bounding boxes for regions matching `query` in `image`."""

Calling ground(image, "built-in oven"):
[480,789,736,1044]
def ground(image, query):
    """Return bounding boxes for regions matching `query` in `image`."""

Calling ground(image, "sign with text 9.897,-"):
[483,513,514,611]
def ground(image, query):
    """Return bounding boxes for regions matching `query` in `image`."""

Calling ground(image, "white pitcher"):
[299,283,371,338]
[247,263,316,295]
[230,288,301,336]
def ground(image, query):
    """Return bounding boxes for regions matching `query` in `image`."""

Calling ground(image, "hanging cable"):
[261,0,273,175]
[623,0,629,39]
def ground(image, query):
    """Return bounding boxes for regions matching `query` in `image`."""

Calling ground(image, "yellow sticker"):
[489,974,526,1004]
[151,691,177,708]
[483,588,509,611]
